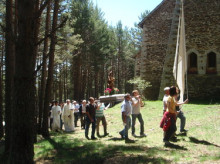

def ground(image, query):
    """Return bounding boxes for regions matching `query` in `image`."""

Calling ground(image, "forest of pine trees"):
[0,0,148,162]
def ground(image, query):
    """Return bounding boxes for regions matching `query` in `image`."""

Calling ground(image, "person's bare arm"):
[176,99,189,106]
[131,98,139,106]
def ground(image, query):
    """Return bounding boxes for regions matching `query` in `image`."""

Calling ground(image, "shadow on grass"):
[189,137,220,148]
[176,132,187,136]
[165,143,187,150]
[108,137,124,141]
[35,135,171,164]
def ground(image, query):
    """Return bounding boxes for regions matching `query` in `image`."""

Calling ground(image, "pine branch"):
[36,17,68,45]
[34,53,50,75]
[36,0,50,18]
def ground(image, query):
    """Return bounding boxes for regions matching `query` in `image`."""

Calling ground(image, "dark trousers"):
[60,114,63,130]
[80,113,86,129]
[163,117,177,141]
[50,118,53,130]
[74,112,79,127]
[132,113,144,135]
[96,116,107,135]
[85,116,96,138]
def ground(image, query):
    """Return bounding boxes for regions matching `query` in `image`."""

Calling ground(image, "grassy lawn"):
[18,101,220,163]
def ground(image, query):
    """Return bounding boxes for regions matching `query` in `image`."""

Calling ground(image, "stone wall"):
[188,75,220,100]
[184,0,220,99]
[139,0,220,100]
[140,0,176,100]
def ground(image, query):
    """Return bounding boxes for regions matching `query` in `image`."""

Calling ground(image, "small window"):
[207,52,217,74]
[188,52,197,74]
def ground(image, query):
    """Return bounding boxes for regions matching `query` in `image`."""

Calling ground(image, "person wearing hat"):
[163,87,170,114]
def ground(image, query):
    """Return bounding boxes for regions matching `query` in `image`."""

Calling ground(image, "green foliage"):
[128,77,152,94]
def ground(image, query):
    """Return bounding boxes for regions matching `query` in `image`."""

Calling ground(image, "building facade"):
[137,0,220,100]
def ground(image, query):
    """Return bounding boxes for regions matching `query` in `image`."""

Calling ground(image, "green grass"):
[33,100,220,163]
[2,100,219,164]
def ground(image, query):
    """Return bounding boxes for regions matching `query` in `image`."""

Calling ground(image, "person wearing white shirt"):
[119,94,134,143]
[51,101,61,131]
[79,100,87,129]
[62,99,74,132]
[73,101,80,127]
[131,90,146,137]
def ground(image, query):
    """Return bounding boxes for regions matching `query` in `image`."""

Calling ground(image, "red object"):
[160,112,176,131]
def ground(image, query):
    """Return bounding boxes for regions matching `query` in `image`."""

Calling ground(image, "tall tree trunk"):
[73,56,80,101]
[63,65,66,100]
[65,59,68,99]
[42,0,59,138]
[5,0,15,154]
[81,66,87,100]
[32,0,41,144]
[58,64,63,102]
[9,0,36,162]
[94,71,99,98]
[0,34,4,140]
[38,0,51,133]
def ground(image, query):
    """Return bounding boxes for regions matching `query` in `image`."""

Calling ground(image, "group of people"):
[119,90,147,143]
[49,97,109,140]
[161,86,188,146]
[49,86,188,145]
[49,99,80,132]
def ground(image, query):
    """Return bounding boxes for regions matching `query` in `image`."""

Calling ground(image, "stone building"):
[137,0,220,100]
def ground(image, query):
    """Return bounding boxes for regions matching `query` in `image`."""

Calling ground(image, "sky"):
[92,0,163,28]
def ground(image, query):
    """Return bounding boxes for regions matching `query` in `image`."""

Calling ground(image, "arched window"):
[207,52,217,74]
[188,52,197,74]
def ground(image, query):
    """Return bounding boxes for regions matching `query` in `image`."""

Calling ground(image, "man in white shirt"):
[131,90,146,137]
[119,94,134,143]
[79,100,87,129]
[163,87,170,114]
[73,101,80,127]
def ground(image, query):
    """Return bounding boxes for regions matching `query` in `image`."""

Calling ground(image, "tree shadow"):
[164,143,188,150]
[35,136,171,164]
[108,137,124,141]
[189,137,220,148]
[176,132,187,136]
[132,135,146,139]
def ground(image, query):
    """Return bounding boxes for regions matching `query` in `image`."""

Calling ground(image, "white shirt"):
[163,94,169,111]
[51,105,61,118]
[132,97,141,114]
[81,105,86,113]
[73,103,80,113]
[121,100,132,116]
